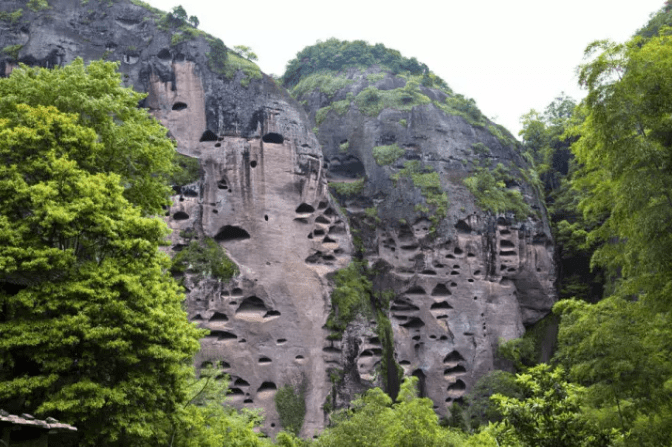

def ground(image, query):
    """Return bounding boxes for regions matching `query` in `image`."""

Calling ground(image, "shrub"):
[373,143,405,166]
[291,72,353,99]
[339,141,349,152]
[275,383,307,435]
[0,9,23,25]
[325,261,372,338]
[366,72,386,83]
[206,37,228,72]
[27,0,49,11]
[392,161,448,231]
[354,78,431,117]
[463,163,531,219]
[169,153,201,187]
[434,94,487,127]
[329,177,365,196]
[1,44,22,60]
[471,142,490,155]
[170,238,238,281]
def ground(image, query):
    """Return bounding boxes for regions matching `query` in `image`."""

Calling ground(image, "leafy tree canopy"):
[0,59,177,215]
[282,38,446,88]
[0,60,204,447]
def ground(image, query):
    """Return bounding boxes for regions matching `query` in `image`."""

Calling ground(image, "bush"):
[206,37,228,73]
[392,161,448,231]
[434,94,487,127]
[373,143,405,166]
[171,237,238,281]
[0,9,23,25]
[471,142,491,156]
[463,163,531,219]
[275,383,307,435]
[329,177,365,196]
[291,72,353,99]
[169,153,200,187]
[27,0,49,11]
[1,44,22,60]
[325,261,373,338]
[354,78,431,117]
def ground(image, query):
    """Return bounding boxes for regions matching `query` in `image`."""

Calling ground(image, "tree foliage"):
[491,365,614,447]
[0,61,203,447]
[315,377,466,447]
[282,39,432,88]
[0,59,176,215]
[547,17,672,447]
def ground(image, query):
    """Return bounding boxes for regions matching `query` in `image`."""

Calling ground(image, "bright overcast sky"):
[150,0,664,137]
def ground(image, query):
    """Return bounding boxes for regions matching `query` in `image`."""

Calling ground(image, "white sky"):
[150,0,663,137]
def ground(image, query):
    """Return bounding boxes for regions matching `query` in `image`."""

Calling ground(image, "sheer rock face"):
[0,0,350,437]
[298,67,557,415]
[0,0,556,434]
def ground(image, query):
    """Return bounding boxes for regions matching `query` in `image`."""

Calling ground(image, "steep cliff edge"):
[283,42,557,416]
[0,2,556,435]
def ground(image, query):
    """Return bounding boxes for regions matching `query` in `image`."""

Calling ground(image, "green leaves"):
[463,163,530,220]
[491,365,614,447]
[0,60,205,446]
[0,59,176,215]
[316,377,467,447]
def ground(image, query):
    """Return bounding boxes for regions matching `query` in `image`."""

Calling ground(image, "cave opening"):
[215,225,250,242]
[200,130,218,142]
[262,132,284,144]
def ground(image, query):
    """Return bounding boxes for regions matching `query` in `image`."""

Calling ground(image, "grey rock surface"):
[298,66,557,416]
[0,0,556,434]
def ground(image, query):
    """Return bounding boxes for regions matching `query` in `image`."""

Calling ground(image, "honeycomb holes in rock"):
[262,132,284,144]
[215,225,250,242]
[295,203,315,213]
[200,130,218,142]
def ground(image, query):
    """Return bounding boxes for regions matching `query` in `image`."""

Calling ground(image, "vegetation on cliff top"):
[282,38,432,88]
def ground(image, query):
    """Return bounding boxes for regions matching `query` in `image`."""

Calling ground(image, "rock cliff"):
[0,1,556,436]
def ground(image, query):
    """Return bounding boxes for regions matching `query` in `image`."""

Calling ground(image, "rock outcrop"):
[292,64,556,415]
[0,1,556,435]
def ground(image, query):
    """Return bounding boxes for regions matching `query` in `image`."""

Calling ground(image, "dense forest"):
[1,1,672,446]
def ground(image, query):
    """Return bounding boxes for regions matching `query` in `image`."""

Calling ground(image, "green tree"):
[547,18,672,447]
[0,59,177,215]
[233,45,258,61]
[315,377,461,447]
[554,298,672,445]
[170,5,188,22]
[275,382,306,435]
[0,62,203,446]
[491,365,613,447]
[168,364,272,447]
[569,28,672,306]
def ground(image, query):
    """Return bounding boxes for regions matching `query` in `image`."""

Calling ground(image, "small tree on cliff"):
[0,60,204,446]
